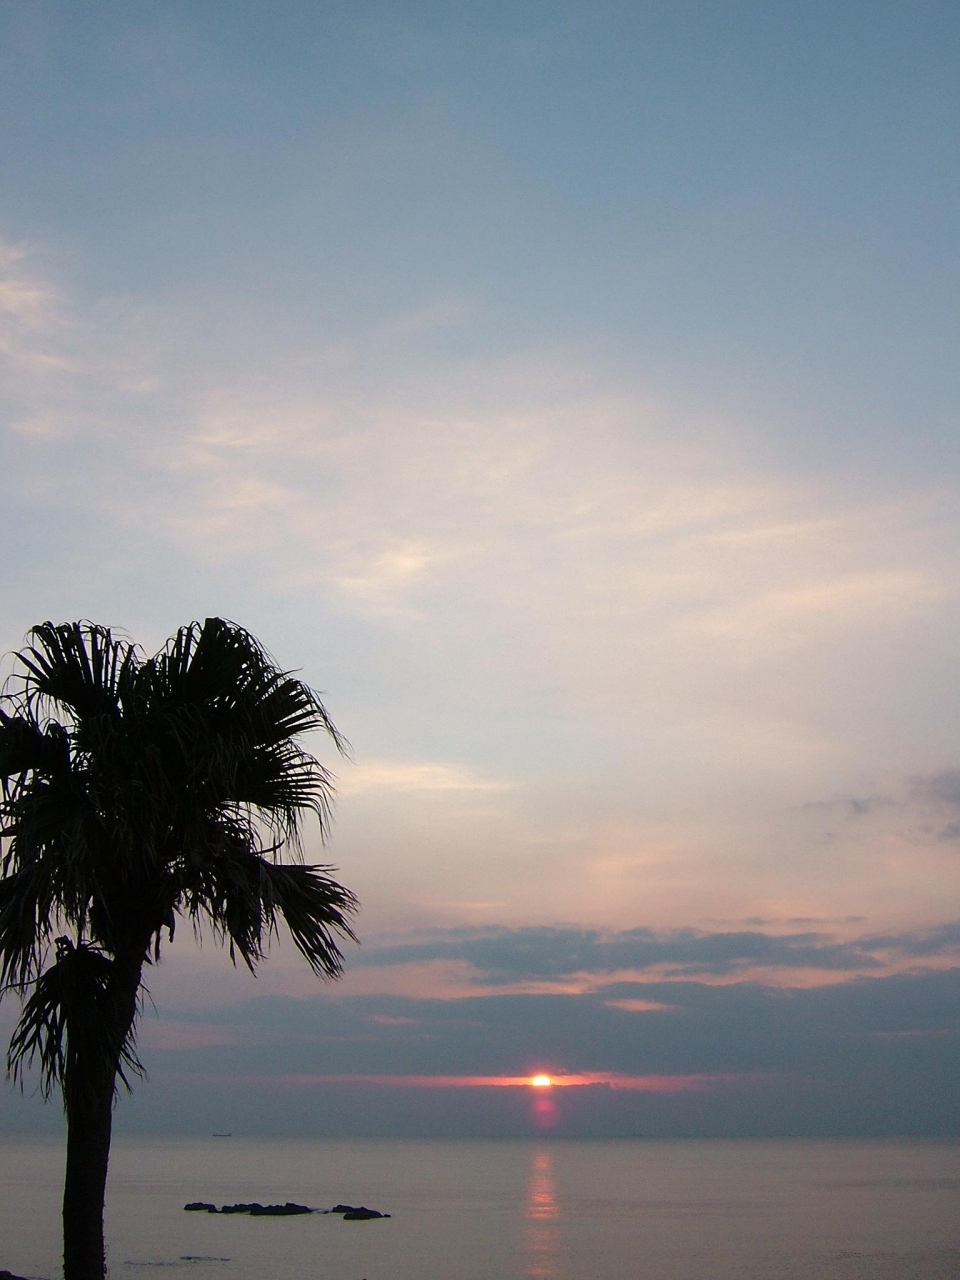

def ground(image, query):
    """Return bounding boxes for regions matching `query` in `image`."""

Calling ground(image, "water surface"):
[1,1137,958,1279]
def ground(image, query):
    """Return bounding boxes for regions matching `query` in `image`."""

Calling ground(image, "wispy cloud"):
[351,921,960,985]
[0,240,73,375]
[172,1070,767,1093]
[913,771,960,810]
[801,772,960,847]
[4,241,960,941]
[338,759,513,796]
[5,241,957,669]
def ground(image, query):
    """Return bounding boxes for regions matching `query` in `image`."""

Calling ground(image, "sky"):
[1,0,960,1137]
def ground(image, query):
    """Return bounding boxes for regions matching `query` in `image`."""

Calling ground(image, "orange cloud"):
[603,998,680,1013]
[175,1071,776,1093]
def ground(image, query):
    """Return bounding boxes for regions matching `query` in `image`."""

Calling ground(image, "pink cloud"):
[603,998,680,1013]
[171,1070,777,1093]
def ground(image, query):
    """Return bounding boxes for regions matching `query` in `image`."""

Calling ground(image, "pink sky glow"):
[173,1071,778,1093]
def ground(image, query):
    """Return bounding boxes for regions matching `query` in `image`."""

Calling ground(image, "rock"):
[0,1270,30,1280]
[249,1202,312,1216]
[186,1201,314,1216]
[340,1206,390,1220]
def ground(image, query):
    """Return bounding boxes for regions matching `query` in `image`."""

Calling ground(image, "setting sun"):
[531,1075,553,1088]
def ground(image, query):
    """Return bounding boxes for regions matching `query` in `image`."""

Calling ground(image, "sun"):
[531,1074,553,1088]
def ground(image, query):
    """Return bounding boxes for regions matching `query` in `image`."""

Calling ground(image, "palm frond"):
[7,937,143,1102]
[174,822,357,977]
[145,618,345,843]
[14,622,139,723]
[260,860,358,978]
[152,618,346,749]
[0,713,70,789]
[0,863,56,990]
[0,772,109,985]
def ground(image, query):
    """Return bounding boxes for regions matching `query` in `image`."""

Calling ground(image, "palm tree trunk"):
[62,1067,114,1280]
[61,951,143,1280]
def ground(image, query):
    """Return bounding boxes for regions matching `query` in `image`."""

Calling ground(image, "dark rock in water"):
[187,1201,314,1216]
[0,1270,30,1280]
[180,1198,390,1220]
[249,1202,312,1216]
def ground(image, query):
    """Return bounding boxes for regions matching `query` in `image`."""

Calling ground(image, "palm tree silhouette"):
[0,618,358,1280]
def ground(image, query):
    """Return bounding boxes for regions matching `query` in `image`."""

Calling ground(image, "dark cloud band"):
[351,921,960,981]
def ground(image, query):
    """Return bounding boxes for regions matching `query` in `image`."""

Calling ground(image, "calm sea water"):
[0,1137,958,1280]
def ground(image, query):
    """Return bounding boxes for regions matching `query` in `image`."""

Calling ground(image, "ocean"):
[1,1136,958,1280]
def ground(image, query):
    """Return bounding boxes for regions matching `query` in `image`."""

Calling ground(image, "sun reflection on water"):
[523,1149,562,1279]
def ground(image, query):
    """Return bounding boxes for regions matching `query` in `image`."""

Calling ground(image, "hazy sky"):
[2,1,959,1136]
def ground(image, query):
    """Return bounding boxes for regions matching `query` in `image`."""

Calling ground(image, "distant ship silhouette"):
[211,1132,233,1138]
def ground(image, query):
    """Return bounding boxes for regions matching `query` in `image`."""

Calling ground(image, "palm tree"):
[0,618,358,1280]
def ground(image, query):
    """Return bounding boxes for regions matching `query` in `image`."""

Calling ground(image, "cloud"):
[0,241,74,380]
[173,1070,753,1092]
[4,238,960,942]
[911,772,960,842]
[337,759,513,796]
[603,998,679,1013]
[857,922,960,959]
[802,795,898,818]
[136,964,960,1079]
[801,773,960,848]
[351,921,960,984]
[913,771,960,813]
[811,773,960,820]
[6,242,954,663]
[21,963,951,1138]
[700,916,868,925]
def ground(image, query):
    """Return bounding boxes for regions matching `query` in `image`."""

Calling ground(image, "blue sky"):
[1,1,959,1135]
